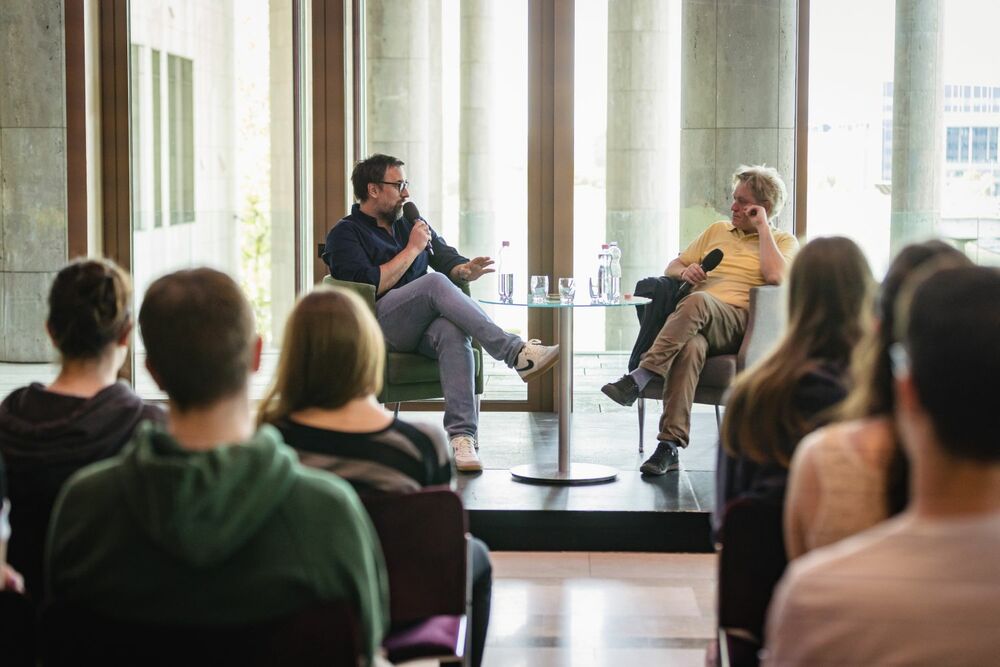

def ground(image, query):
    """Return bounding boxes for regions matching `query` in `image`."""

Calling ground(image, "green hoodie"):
[46,422,388,662]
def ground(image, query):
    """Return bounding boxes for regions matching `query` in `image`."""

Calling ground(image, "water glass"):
[588,276,601,303]
[558,277,576,304]
[497,272,514,302]
[529,275,549,304]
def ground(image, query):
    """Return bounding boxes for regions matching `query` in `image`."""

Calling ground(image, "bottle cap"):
[601,243,609,249]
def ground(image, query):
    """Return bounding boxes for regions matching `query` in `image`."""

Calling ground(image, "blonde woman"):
[259,286,491,667]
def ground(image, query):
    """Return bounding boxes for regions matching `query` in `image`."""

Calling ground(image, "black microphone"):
[676,248,724,299]
[402,201,434,255]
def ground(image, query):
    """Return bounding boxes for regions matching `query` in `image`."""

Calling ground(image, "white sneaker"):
[515,340,560,382]
[451,435,482,472]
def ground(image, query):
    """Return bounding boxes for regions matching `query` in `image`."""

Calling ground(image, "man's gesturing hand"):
[452,256,495,282]
[407,220,432,254]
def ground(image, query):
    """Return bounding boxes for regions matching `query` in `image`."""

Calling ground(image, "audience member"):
[1,452,24,594]
[0,259,163,596]
[717,236,873,515]
[783,241,972,559]
[602,165,799,476]
[765,265,1000,665]
[46,269,388,665]
[259,286,492,667]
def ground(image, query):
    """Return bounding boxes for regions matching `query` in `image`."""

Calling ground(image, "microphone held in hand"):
[402,201,434,255]
[676,248,725,299]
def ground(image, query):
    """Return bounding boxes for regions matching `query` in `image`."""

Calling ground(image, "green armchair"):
[321,276,484,409]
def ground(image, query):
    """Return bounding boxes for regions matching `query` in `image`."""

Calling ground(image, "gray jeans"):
[375,272,524,438]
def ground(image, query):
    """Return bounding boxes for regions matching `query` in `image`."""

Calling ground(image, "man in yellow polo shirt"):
[602,165,799,475]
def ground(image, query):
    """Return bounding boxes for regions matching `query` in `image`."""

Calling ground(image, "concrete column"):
[604,0,672,350]
[890,0,943,255]
[459,0,496,267]
[426,0,444,233]
[366,0,430,202]
[269,0,294,345]
[680,0,796,248]
[0,0,67,361]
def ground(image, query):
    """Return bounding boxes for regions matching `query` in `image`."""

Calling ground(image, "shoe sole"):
[601,384,638,407]
[639,462,680,476]
[456,461,483,472]
[517,352,560,383]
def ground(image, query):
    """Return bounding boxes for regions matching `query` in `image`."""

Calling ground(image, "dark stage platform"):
[407,409,721,553]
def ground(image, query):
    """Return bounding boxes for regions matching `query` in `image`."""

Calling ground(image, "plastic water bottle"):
[597,243,612,303]
[608,241,622,302]
[497,240,513,302]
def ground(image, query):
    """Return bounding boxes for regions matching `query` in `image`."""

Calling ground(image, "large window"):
[129,0,297,398]
[810,0,1000,272]
[363,0,529,402]
[572,0,682,362]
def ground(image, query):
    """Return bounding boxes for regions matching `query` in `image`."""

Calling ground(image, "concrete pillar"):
[459,0,496,269]
[890,0,943,255]
[0,0,67,361]
[366,0,430,203]
[680,0,796,248]
[604,0,672,350]
[426,0,443,233]
[269,0,294,345]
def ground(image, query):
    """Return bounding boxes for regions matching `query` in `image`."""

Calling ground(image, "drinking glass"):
[558,277,576,304]
[529,275,549,303]
[497,272,514,302]
[588,276,601,303]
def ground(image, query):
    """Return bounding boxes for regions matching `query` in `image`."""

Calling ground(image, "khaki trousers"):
[638,292,747,446]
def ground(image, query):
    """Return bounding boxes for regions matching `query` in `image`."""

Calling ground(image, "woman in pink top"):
[784,241,972,559]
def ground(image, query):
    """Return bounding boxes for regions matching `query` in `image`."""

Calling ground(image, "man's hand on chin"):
[453,256,496,282]
[744,204,770,231]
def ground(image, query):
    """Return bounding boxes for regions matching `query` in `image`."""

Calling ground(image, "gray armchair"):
[635,285,786,452]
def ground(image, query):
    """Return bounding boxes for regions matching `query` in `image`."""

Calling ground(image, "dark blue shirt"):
[323,204,468,297]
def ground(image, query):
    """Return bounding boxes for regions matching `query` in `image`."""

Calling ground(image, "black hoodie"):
[0,381,164,597]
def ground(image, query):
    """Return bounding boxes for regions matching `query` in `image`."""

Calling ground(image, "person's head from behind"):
[47,258,133,368]
[893,266,1000,467]
[259,286,384,425]
[138,268,259,412]
[843,240,972,419]
[723,236,873,466]
[785,236,873,364]
[730,164,787,232]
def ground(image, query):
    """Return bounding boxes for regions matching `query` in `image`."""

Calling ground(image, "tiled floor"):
[482,551,717,667]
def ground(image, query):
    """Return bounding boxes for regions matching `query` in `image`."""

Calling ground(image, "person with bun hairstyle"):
[0,259,164,597]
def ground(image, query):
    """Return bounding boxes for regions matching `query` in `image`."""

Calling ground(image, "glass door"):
[128,0,297,398]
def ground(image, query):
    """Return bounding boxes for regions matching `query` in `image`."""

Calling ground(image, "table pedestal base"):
[510,462,619,485]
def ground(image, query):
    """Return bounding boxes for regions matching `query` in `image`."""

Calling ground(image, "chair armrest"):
[737,285,786,372]
[322,276,377,313]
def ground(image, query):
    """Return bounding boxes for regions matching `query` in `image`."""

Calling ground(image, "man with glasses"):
[601,165,798,476]
[323,154,558,472]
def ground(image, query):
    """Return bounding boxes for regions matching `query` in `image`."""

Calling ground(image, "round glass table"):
[480,294,651,485]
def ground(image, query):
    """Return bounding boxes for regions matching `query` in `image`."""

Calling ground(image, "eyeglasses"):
[379,180,408,193]
[888,342,910,379]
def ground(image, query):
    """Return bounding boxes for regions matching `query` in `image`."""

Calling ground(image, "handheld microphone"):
[677,248,724,299]
[402,201,434,255]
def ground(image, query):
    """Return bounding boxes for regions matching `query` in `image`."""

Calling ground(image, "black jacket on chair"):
[628,276,686,372]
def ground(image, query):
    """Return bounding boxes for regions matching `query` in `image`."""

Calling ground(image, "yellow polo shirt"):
[678,221,799,310]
